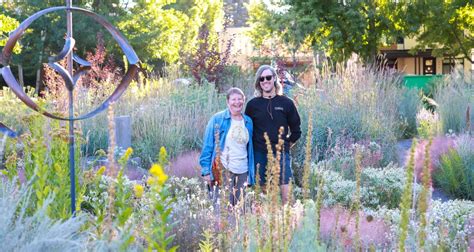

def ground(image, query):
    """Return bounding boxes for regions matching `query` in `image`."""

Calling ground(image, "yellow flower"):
[123,147,133,160]
[96,166,106,176]
[95,149,106,157]
[125,147,133,156]
[158,146,168,166]
[133,184,144,198]
[149,164,168,185]
[157,172,168,185]
[146,176,156,186]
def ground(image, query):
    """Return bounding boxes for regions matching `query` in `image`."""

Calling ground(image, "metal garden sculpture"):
[0,0,139,214]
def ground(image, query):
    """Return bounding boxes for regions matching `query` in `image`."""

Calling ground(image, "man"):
[245,65,301,204]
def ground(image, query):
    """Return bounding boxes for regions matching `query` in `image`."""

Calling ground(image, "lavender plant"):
[0,179,86,251]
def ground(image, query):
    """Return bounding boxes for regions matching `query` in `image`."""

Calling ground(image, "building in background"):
[379,37,473,76]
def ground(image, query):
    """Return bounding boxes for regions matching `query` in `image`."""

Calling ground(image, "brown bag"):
[211,156,222,186]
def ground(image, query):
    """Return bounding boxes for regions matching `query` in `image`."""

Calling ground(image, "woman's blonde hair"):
[253,65,283,97]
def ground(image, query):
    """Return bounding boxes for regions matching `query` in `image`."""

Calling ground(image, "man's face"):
[259,69,275,93]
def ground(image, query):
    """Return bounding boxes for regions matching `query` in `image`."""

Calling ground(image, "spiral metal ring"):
[1,6,139,121]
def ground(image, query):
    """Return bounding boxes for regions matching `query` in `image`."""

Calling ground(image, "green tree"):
[0,14,21,56]
[1,0,225,79]
[247,0,402,63]
[402,1,474,64]
[117,0,224,72]
[117,0,189,70]
[1,0,128,87]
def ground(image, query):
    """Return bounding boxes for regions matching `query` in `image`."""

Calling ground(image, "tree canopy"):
[0,0,224,83]
[401,0,474,63]
[0,13,21,56]
[246,0,473,64]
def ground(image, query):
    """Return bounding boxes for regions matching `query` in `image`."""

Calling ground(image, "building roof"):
[379,49,434,59]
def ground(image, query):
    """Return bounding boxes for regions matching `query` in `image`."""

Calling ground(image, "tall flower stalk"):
[417,138,433,249]
[303,113,313,200]
[399,139,417,251]
[353,148,362,250]
[315,170,324,242]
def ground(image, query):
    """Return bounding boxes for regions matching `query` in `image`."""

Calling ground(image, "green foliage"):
[2,0,225,80]
[416,108,440,139]
[117,0,224,70]
[0,13,21,55]
[397,88,422,138]
[245,0,272,49]
[294,60,403,177]
[20,113,83,219]
[247,0,403,62]
[434,73,474,134]
[144,176,177,251]
[245,0,311,59]
[79,78,223,165]
[289,201,325,251]
[434,138,474,200]
[118,0,189,65]
[312,162,416,209]
[198,229,215,252]
[80,166,108,230]
[401,1,474,63]
[398,138,417,251]
[417,138,432,250]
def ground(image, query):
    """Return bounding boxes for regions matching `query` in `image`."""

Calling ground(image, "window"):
[442,58,464,74]
[423,58,436,75]
[396,37,404,44]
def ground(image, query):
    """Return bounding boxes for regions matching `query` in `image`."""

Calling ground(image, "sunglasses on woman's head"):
[259,75,273,82]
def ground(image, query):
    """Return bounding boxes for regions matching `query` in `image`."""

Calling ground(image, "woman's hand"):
[203,174,211,184]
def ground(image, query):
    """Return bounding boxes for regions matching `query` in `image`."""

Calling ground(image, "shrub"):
[78,78,223,166]
[370,200,474,250]
[289,200,325,251]
[0,179,86,251]
[397,88,422,138]
[434,72,474,134]
[318,140,383,180]
[434,134,474,200]
[19,113,83,219]
[311,162,419,209]
[416,108,440,138]
[184,24,232,90]
[295,57,405,182]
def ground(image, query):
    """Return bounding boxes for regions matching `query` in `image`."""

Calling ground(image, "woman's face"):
[259,69,275,93]
[227,93,245,115]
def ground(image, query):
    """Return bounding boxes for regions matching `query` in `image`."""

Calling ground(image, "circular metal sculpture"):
[0,2,139,214]
[1,6,139,120]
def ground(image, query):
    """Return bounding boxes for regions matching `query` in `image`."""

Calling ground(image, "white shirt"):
[221,118,249,174]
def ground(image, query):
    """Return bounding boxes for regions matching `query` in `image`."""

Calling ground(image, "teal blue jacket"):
[199,109,255,185]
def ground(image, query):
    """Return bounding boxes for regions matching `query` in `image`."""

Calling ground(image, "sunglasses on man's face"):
[259,75,273,82]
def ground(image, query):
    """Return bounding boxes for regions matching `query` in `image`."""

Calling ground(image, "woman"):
[199,87,255,206]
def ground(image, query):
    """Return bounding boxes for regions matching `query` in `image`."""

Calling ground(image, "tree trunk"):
[292,48,297,83]
[312,47,320,85]
[18,64,24,87]
[366,0,378,64]
[35,69,41,94]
